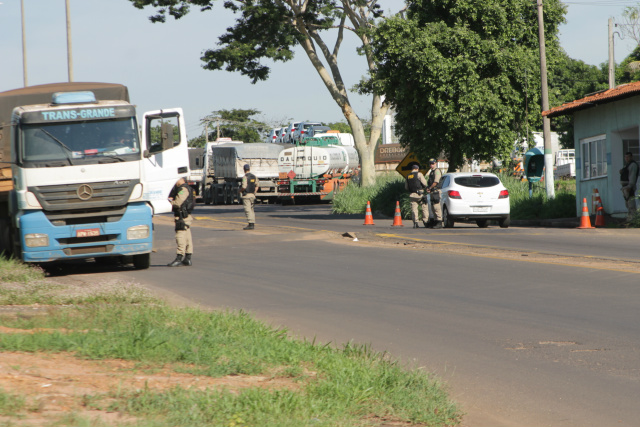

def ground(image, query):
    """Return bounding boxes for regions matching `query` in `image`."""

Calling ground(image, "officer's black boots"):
[423,220,429,228]
[243,223,255,230]
[182,254,192,266]
[432,221,443,229]
[413,222,419,229]
[168,254,184,267]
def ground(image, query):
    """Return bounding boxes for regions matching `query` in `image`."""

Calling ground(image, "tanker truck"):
[0,82,189,268]
[203,142,286,205]
[277,135,359,202]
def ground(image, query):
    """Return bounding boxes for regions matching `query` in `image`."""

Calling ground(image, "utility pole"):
[608,18,615,89]
[65,0,74,82]
[537,0,555,199]
[21,0,28,87]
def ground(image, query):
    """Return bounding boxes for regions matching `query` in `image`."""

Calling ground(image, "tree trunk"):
[343,104,377,187]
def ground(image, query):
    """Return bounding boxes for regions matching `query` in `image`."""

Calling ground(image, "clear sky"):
[0,0,638,139]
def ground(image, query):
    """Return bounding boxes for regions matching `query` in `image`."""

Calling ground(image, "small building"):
[543,81,640,217]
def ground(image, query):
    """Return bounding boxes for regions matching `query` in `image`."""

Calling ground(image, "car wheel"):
[476,219,488,228]
[443,206,455,228]
[499,214,511,228]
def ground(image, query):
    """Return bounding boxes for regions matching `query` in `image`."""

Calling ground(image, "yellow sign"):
[395,152,426,178]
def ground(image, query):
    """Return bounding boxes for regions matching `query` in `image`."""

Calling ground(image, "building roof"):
[542,80,640,118]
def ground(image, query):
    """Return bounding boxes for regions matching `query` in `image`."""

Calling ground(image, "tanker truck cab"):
[1,85,188,267]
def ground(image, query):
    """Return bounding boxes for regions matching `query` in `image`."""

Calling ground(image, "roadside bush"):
[499,174,576,220]
[332,173,409,218]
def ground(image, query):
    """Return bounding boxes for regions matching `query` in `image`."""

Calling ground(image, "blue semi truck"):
[0,82,189,268]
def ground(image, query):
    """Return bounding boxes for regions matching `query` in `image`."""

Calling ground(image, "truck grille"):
[29,180,138,225]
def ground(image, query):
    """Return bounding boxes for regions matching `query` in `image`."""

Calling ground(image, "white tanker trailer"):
[277,136,360,202]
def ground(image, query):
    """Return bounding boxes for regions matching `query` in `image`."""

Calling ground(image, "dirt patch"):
[0,349,306,426]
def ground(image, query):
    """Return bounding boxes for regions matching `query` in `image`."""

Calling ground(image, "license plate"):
[76,228,100,237]
[472,207,489,213]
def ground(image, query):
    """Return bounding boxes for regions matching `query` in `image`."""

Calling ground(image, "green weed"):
[0,256,44,284]
[0,304,461,427]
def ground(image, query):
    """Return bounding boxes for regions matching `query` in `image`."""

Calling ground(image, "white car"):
[439,172,510,228]
[282,121,302,143]
[266,127,283,143]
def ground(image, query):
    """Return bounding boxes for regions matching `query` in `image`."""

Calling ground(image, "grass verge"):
[0,259,461,427]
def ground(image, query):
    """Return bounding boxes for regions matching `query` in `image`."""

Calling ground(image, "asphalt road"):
[106,203,640,427]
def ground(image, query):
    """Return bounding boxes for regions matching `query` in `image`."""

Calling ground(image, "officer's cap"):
[243,164,251,171]
[429,158,437,164]
[410,162,420,170]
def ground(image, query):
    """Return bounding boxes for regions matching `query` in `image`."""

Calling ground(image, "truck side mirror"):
[161,122,174,151]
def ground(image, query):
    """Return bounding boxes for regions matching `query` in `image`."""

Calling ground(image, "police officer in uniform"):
[241,164,259,230]
[620,151,639,220]
[426,158,443,229]
[167,177,194,267]
[405,163,429,228]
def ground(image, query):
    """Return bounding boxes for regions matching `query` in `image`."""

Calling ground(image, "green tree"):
[548,51,607,148]
[366,0,566,171]
[202,109,267,143]
[129,0,391,187]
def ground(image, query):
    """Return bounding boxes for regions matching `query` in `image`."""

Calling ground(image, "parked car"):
[283,121,302,143]
[305,125,331,139]
[439,172,510,228]
[293,121,324,142]
[266,127,283,143]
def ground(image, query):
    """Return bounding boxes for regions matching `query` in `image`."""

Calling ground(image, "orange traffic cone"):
[577,197,594,229]
[363,201,375,225]
[391,201,404,227]
[595,201,606,227]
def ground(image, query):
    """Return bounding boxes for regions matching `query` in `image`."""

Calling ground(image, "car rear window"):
[454,176,500,188]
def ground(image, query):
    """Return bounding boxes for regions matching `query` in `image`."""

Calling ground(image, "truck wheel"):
[133,253,151,269]
[0,217,11,257]
[223,187,230,205]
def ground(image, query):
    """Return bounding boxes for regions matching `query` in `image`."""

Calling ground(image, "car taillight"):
[499,190,509,199]
[448,190,462,199]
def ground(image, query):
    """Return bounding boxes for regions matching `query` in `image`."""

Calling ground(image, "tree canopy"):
[129,0,391,187]
[366,0,566,170]
[189,108,267,146]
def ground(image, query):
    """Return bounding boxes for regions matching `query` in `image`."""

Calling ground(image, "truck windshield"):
[20,117,140,167]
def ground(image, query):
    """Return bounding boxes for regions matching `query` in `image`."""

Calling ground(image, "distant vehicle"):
[313,131,355,147]
[293,121,324,142]
[305,125,331,139]
[439,172,510,228]
[283,121,302,143]
[187,147,205,199]
[266,127,283,143]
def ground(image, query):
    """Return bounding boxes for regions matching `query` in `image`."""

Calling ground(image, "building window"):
[581,135,607,180]
[622,139,639,159]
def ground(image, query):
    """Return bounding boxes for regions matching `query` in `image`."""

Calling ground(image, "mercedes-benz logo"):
[77,184,94,200]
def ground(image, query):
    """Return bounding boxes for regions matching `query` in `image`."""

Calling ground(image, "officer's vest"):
[244,173,257,194]
[428,168,440,187]
[621,160,638,182]
[406,172,424,193]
